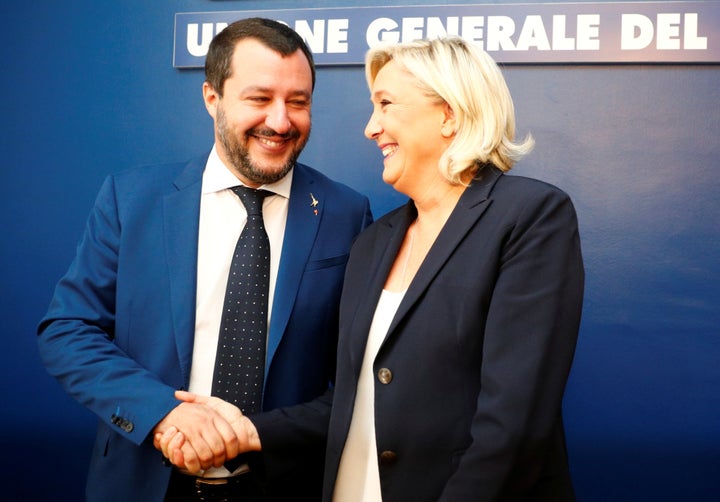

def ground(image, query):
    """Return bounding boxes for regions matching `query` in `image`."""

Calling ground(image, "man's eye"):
[289,99,310,107]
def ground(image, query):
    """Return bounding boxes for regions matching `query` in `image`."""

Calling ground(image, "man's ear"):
[203,81,219,119]
[440,102,456,138]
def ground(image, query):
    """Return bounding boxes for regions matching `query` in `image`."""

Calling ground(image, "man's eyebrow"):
[240,86,312,100]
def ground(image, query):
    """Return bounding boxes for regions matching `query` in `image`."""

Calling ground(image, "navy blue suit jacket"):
[37,154,372,501]
[255,166,584,501]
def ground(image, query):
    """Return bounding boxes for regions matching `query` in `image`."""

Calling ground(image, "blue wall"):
[2,1,718,500]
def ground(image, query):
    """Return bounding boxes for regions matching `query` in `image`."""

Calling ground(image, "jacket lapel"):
[384,166,503,344]
[164,155,205,385]
[266,165,322,371]
[346,203,415,372]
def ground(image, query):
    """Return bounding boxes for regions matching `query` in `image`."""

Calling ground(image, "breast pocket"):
[305,254,349,271]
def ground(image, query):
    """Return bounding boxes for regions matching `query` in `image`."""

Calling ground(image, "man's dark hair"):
[205,17,316,96]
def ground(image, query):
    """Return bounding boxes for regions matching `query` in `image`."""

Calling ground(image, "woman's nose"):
[364,110,381,139]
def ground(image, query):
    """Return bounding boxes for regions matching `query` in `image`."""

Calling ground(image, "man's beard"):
[217,105,309,186]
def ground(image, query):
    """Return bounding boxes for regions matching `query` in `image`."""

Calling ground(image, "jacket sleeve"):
[250,384,333,485]
[36,174,179,445]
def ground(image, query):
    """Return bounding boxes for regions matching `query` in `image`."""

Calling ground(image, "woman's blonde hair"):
[365,36,534,184]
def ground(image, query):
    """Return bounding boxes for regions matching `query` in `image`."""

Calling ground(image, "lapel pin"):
[310,193,319,215]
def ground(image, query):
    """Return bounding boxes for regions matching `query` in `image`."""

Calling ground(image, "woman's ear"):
[440,102,456,138]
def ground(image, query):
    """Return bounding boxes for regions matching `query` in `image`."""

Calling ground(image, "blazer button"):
[377,368,393,384]
[379,450,397,465]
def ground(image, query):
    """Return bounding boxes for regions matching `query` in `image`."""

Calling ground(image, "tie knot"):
[232,186,271,216]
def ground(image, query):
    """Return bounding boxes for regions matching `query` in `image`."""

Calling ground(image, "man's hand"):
[153,391,261,473]
[152,394,241,473]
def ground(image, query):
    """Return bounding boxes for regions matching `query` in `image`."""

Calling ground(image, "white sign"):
[173,2,719,67]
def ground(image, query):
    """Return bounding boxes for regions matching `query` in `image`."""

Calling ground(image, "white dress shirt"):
[187,146,291,477]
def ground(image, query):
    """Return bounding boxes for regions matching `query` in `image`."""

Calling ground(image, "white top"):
[333,289,405,501]
[188,145,291,477]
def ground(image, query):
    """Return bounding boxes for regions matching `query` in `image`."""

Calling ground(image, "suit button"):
[122,421,134,433]
[377,368,393,384]
[379,450,397,465]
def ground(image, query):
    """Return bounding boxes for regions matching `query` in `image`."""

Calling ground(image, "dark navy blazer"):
[256,165,584,501]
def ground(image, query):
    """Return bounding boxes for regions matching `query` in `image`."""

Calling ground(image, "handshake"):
[152,390,261,474]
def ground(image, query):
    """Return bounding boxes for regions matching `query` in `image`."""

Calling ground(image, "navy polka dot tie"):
[212,186,272,414]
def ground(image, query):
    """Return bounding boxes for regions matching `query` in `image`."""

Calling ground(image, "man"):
[37,17,372,502]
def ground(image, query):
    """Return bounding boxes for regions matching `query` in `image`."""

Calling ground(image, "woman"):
[326,36,583,501]
[163,36,584,501]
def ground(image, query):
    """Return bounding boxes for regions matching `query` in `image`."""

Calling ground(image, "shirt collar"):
[202,144,293,199]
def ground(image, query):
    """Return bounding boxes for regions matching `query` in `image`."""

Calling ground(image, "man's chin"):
[242,161,294,185]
